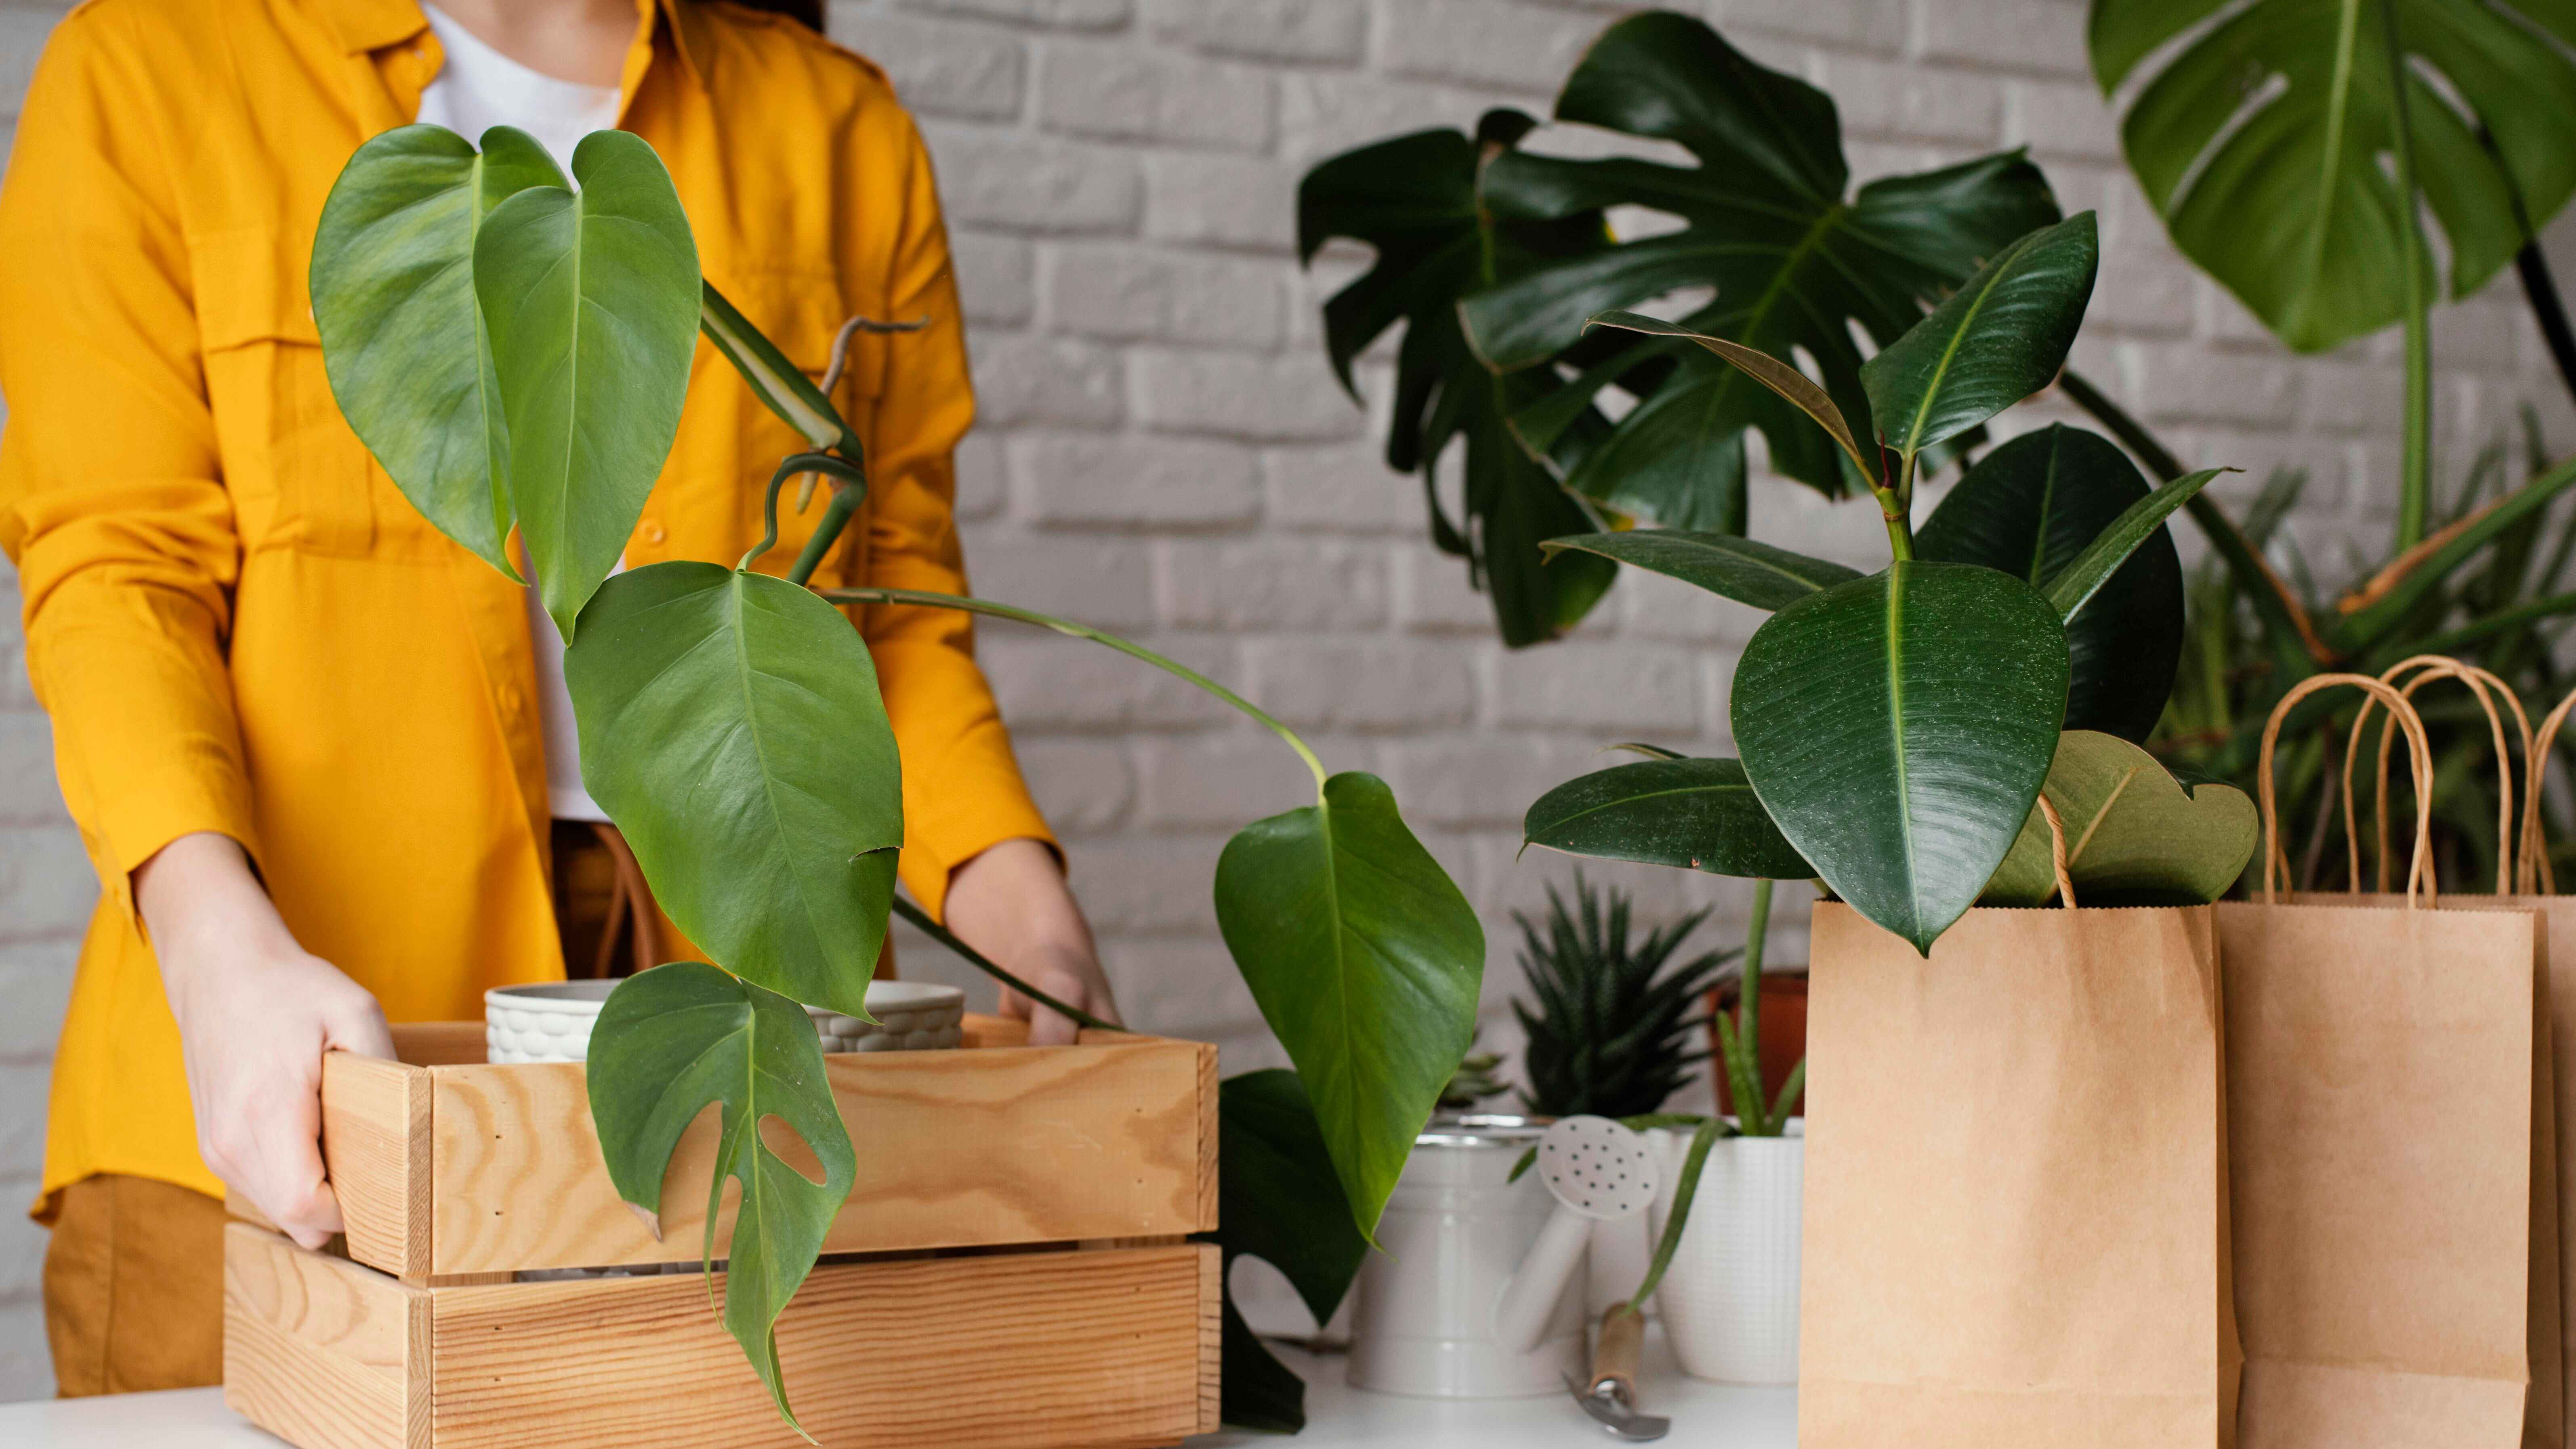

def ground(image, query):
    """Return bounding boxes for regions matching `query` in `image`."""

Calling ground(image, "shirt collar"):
[317,0,705,93]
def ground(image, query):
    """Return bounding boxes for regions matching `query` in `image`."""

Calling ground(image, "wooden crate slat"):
[425,1243,1210,1449]
[223,1223,429,1449]
[426,1038,1212,1277]
[322,1054,433,1279]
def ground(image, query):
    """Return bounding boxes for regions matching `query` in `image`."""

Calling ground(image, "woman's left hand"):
[942,837,1122,1046]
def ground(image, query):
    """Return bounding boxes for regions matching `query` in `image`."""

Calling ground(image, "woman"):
[0,0,1118,1394]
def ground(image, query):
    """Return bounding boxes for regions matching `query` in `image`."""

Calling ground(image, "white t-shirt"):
[414,3,622,822]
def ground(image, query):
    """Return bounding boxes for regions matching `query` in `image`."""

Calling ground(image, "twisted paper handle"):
[2345,656,2527,896]
[2259,674,2435,907]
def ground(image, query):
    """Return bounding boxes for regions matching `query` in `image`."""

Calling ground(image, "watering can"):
[1347,1115,1662,1399]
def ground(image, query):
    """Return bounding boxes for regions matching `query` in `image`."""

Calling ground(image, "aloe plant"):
[312,123,1481,1430]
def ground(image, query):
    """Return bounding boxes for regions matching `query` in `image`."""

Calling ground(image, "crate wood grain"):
[238,1019,1218,1282]
[224,1223,1221,1449]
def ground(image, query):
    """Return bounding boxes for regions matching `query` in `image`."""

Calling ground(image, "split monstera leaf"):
[1527,209,2234,951]
[312,124,1485,1430]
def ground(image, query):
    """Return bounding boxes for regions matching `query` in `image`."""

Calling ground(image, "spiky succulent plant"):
[1514,874,1731,1119]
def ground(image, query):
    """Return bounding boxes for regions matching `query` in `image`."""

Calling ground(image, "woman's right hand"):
[134,832,394,1250]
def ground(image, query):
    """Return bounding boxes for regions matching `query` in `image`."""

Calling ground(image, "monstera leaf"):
[477,129,701,637]
[1918,425,2182,741]
[1458,10,2059,528]
[2093,0,2576,353]
[311,124,566,578]
[1981,731,2260,906]
[1298,111,1616,646]
[1524,757,1813,879]
[566,563,903,1017]
[1733,562,2070,952]
[1214,773,1484,1239]
[586,963,856,1428]
[1210,1070,1371,1432]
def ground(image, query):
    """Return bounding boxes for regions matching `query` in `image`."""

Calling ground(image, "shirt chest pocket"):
[192,226,416,559]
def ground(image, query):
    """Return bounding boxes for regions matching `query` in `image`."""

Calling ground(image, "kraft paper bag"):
[2223,670,2557,1449]
[1801,900,2238,1447]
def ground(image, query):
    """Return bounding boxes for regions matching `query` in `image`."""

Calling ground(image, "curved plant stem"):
[819,586,1330,789]
[887,895,1123,1034]
[1627,1118,1724,1312]
[2518,246,2576,409]
[742,452,865,572]
[2381,0,2433,551]
[786,482,863,588]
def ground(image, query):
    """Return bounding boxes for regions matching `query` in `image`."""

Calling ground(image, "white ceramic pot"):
[1647,1123,1803,1385]
[1347,1115,1587,1398]
[484,978,965,1065]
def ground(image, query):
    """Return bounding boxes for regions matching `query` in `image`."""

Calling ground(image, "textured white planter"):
[1647,1123,1803,1385]
[1347,1116,1586,1398]
[484,978,965,1065]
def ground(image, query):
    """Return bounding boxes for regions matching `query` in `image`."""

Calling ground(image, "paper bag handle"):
[2259,673,2435,906]
[2526,683,2576,895]
[2038,794,2077,909]
[2347,656,2527,896]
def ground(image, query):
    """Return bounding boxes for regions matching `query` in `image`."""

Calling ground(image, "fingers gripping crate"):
[223,1018,1222,1449]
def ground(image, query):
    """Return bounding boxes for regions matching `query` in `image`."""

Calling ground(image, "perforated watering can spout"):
[1491,1115,1662,1354]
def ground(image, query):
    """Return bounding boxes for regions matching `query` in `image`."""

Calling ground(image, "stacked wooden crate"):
[223,1019,1221,1449]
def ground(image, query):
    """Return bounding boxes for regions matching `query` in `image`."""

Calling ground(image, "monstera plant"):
[2091,0,2576,553]
[310,125,1478,1430]
[1298,11,2061,643]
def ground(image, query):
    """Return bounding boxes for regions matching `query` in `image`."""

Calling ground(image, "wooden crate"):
[224,1018,1221,1449]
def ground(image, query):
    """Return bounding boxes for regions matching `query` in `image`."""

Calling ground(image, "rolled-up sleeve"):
[844,113,1052,921]
[0,10,255,919]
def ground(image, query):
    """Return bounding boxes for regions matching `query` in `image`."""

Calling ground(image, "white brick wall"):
[5,0,2576,1398]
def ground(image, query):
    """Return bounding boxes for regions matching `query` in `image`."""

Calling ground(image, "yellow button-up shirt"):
[0,0,1052,1207]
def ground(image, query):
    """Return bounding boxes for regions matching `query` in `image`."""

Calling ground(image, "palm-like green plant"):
[1514,875,1730,1119]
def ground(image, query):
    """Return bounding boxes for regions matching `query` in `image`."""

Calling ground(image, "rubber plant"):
[1518,202,2248,953]
[1296,10,2060,641]
[309,124,1479,1432]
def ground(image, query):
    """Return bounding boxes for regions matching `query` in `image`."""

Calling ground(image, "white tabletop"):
[0,1334,1795,1448]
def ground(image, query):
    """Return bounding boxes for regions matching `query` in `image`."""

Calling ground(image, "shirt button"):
[498,685,524,715]
[642,520,668,544]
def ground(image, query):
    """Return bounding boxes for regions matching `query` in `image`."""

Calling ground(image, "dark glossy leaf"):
[1862,213,2099,462]
[1297,113,1616,644]
[1980,731,2259,906]
[1456,11,2058,522]
[477,130,701,637]
[311,124,565,578]
[586,963,854,1426]
[1523,758,1812,879]
[2047,467,2225,626]
[1542,528,1860,612]
[1733,562,2068,952]
[566,563,902,1018]
[1215,773,1484,1239]
[1219,1295,1309,1432]
[1217,1071,1368,1325]
[2094,0,2576,353]
[1916,425,2181,740]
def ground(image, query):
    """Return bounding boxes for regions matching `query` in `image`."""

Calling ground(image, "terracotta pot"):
[1709,969,1807,1118]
